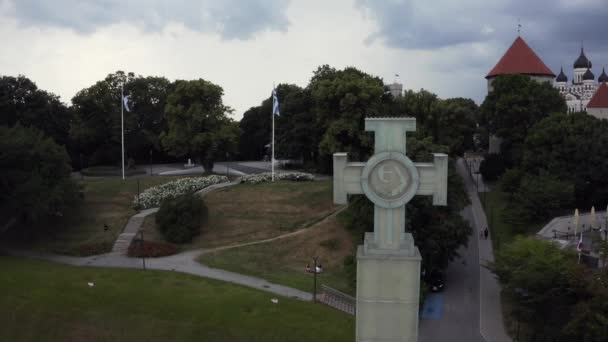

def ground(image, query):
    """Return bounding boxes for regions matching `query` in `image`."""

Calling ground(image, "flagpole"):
[121,84,125,180]
[271,85,275,182]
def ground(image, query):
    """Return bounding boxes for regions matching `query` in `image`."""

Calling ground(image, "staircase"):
[318,285,356,316]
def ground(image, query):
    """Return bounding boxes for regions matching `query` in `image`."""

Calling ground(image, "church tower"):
[573,47,592,85]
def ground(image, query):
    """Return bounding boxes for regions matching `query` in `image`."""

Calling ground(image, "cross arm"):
[414,153,448,206]
[333,153,365,204]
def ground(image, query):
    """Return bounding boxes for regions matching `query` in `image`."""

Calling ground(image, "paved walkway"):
[111,179,240,253]
[456,158,511,342]
[4,248,312,301]
[7,177,344,303]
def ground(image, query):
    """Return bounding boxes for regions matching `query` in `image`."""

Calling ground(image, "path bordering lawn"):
[198,206,346,256]
[111,178,241,253]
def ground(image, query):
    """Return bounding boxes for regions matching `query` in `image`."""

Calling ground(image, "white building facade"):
[554,47,608,113]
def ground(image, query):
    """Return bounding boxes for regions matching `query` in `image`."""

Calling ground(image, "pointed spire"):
[599,67,608,83]
[556,66,568,83]
[574,42,592,69]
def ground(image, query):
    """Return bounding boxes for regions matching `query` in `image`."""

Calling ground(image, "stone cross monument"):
[333,117,447,342]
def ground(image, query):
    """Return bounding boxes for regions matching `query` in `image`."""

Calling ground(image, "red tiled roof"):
[486,37,555,79]
[587,82,608,109]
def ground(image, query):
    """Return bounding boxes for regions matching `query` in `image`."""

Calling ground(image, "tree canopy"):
[161,79,239,172]
[480,74,567,166]
[0,75,72,147]
[0,125,78,234]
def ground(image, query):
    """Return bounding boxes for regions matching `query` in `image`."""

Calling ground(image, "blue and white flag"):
[122,95,131,112]
[272,88,280,116]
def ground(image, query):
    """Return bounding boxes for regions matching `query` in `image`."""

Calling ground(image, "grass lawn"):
[200,213,355,295]
[141,180,337,250]
[479,190,543,252]
[0,256,354,342]
[9,176,196,256]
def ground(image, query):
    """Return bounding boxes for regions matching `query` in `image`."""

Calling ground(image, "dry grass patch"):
[200,212,355,294]
[142,180,336,250]
[8,176,196,256]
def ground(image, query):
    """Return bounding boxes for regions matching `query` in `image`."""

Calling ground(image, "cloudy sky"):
[1,0,607,119]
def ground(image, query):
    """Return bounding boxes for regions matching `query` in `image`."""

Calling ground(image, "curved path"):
[4,182,345,303]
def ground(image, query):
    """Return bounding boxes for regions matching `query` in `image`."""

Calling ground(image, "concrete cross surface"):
[333,117,448,342]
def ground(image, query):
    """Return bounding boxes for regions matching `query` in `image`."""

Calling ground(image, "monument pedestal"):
[356,233,421,342]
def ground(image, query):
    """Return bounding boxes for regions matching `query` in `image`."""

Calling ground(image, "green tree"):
[123,76,172,161]
[491,237,584,341]
[392,91,477,156]
[503,174,573,228]
[522,112,608,207]
[0,75,72,147]
[71,71,135,165]
[275,84,317,165]
[563,270,608,341]
[0,125,78,234]
[309,65,386,171]
[161,79,238,172]
[238,106,270,160]
[480,74,567,166]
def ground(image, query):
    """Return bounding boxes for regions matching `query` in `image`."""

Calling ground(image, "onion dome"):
[574,47,592,69]
[556,67,568,83]
[599,68,608,83]
[583,68,595,81]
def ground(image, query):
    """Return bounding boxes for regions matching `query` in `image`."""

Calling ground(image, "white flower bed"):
[241,172,315,184]
[134,175,228,209]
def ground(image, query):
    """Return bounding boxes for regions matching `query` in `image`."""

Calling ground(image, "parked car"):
[427,269,445,292]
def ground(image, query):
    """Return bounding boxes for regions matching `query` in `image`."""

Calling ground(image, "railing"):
[319,285,356,316]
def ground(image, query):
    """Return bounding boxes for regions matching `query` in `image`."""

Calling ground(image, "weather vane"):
[517,18,521,36]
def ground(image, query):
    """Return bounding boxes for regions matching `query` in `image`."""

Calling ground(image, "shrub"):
[156,193,207,243]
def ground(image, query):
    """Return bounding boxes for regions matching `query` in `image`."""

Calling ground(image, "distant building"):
[486,36,555,93]
[388,82,403,97]
[554,46,608,114]
[587,82,608,119]
[485,36,555,153]
[485,37,608,153]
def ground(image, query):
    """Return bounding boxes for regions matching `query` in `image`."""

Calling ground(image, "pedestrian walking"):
[484,227,489,240]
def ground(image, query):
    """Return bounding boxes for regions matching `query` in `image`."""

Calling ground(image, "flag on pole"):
[272,88,280,116]
[122,94,131,112]
[577,232,583,252]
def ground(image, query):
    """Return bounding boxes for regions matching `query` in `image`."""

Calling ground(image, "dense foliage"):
[480,74,567,167]
[156,193,206,244]
[161,79,239,172]
[491,237,608,342]
[0,125,78,234]
[239,66,478,172]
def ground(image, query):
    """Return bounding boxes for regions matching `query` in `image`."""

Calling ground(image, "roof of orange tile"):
[486,37,555,79]
[587,82,608,109]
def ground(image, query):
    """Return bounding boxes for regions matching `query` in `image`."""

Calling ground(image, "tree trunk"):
[202,158,214,174]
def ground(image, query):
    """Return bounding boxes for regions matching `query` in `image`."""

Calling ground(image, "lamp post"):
[149,149,153,176]
[138,230,146,271]
[312,256,319,302]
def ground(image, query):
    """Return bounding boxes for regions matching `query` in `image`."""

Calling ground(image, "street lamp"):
[149,149,153,176]
[514,287,529,342]
[312,256,319,302]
